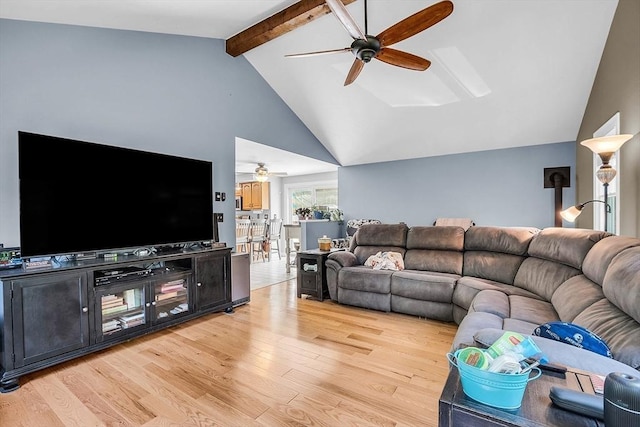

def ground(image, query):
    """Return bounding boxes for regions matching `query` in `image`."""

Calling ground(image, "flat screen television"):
[19,131,214,258]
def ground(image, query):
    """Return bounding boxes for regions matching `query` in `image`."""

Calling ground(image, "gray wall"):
[338,142,576,229]
[575,0,640,237]
[0,19,337,249]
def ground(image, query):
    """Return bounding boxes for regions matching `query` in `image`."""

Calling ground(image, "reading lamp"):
[561,200,612,227]
[564,134,633,231]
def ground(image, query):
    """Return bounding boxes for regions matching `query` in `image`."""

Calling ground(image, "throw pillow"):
[533,322,613,358]
[364,251,405,271]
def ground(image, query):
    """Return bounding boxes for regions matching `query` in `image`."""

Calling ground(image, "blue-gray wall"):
[339,142,576,229]
[0,19,337,248]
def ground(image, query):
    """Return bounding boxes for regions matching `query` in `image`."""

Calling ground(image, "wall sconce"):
[579,134,632,231]
[561,200,612,229]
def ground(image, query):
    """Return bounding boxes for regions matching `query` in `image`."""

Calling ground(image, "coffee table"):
[439,366,605,426]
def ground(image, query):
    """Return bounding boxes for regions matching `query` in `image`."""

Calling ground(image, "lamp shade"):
[560,205,583,222]
[580,134,633,154]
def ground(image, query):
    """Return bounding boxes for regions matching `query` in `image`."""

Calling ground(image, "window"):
[285,181,338,221]
[592,113,621,234]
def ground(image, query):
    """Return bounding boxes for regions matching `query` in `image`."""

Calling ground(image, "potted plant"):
[295,207,311,220]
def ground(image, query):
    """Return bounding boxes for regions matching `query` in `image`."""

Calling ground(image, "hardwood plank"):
[5,279,457,426]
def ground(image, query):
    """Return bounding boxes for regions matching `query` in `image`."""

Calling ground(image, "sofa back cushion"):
[602,247,640,323]
[527,227,610,270]
[551,275,604,322]
[464,226,539,254]
[582,235,640,286]
[514,258,580,301]
[404,226,464,274]
[351,223,408,265]
[462,227,538,284]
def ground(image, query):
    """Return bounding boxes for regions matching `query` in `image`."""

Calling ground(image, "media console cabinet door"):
[194,253,230,311]
[11,272,90,368]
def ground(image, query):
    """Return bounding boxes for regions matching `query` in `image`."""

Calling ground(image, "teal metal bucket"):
[447,351,542,410]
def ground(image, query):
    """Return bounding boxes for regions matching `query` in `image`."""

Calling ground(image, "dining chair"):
[248,218,268,262]
[235,219,251,253]
[266,217,283,260]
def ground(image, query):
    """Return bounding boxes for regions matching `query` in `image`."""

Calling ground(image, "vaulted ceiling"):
[0,0,619,174]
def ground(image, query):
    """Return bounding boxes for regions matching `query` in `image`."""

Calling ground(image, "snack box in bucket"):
[447,350,541,410]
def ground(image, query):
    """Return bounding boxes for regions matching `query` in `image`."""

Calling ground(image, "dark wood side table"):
[439,367,605,427]
[296,249,336,301]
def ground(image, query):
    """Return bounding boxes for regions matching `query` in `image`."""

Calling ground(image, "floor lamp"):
[563,134,633,231]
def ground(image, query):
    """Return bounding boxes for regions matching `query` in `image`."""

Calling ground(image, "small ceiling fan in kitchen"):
[237,162,288,182]
[286,0,454,86]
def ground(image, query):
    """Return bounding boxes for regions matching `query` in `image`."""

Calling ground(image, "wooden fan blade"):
[325,0,367,41]
[285,47,351,58]
[344,58,365,86]
[377,0,454,47]
[376,48,431,71]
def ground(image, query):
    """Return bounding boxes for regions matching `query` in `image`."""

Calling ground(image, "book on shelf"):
[156,291,180,301]
[101,294,120,302]
[121,319,144,329]
[160,283,185,293]
[102,304,129,315]
[102,298,125,309]
[119,312,145,323]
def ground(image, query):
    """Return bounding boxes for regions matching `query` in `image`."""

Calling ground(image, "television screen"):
[19,131,213,258]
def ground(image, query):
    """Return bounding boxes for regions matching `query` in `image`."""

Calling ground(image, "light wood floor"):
[1,279,458,427]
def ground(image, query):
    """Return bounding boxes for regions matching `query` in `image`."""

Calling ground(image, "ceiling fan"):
[286,0,454,86]
[239,162,288,182]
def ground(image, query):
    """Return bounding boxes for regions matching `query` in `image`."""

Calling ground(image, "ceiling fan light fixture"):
[254,170,269,182]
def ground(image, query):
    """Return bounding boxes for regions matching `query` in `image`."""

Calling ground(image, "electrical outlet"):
[215,213,223,222]
[221,192,226,201]
[215,192,221,201]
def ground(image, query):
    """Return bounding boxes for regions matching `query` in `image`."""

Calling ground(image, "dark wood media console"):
[0,247,232,392]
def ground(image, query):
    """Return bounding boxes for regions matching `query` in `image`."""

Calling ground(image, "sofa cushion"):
[404,249,462,275]
[513,257,580,301]
[602,246,640,323]
[391,270,458,303]
[582,236,640,286]
[406,226,464,251]
[551,275,604,322]
[464,226,539,255]
[508,295,558,326]
[353,223,408,247]
[468,289,509,319]
[573,298,640,370]
[452,276,541,313]
[338,266,393,294]
[527,227,610,270]
[463,251,526,285]
[353,246,406,266]
[473,328,639,377]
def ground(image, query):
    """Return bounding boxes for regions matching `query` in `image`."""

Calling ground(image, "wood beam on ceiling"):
[226,0,357,57]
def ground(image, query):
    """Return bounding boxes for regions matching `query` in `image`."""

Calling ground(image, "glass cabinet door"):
[152,273,190,323]
[97,283,147,341]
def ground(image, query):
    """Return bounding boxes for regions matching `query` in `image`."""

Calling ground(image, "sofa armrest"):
[327,251,359,268]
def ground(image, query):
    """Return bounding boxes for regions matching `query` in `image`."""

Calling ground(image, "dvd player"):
[95,266,150,285]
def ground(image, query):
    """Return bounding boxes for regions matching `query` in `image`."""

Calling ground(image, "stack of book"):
[156,280,186,302]
[102,319,121,334]
[160,280,185,293]
[101,294,129,316]
[119,311,144,329]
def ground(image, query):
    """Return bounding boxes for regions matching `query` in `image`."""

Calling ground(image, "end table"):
[296,249,337,301]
